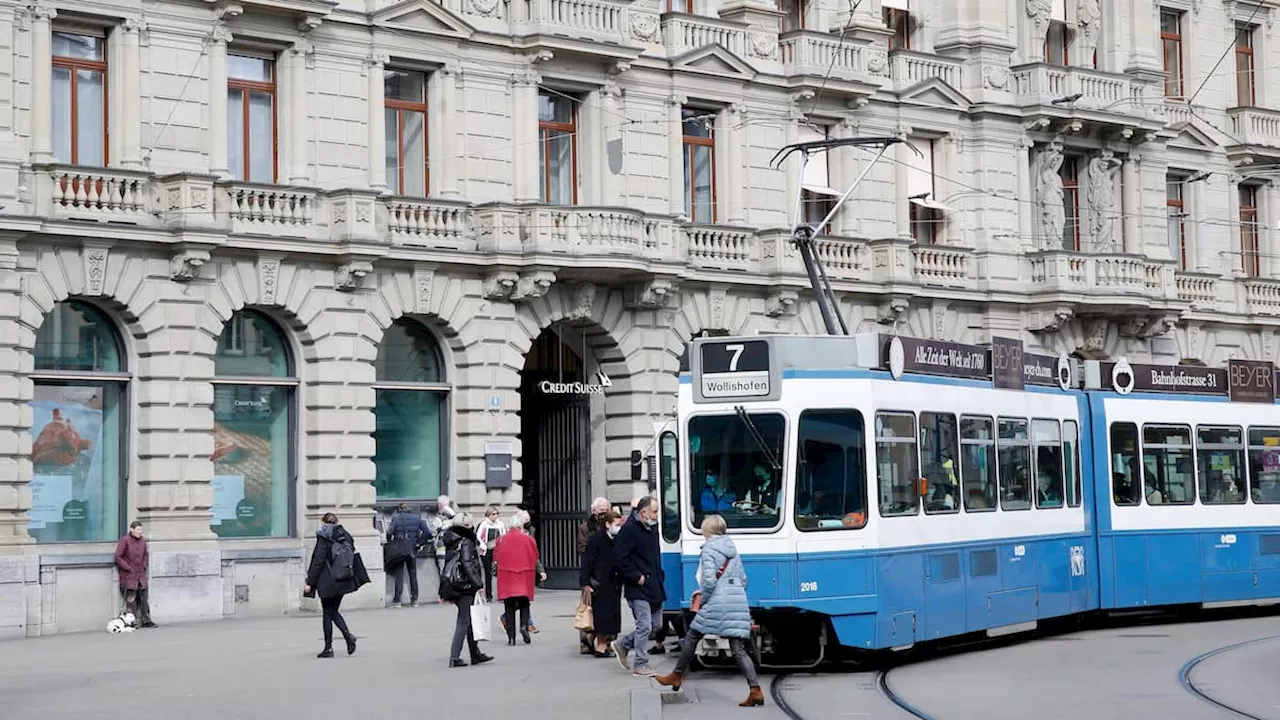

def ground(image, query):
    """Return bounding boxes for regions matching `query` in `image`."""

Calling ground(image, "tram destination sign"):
[1100,362,1228,396]
[1228,359,1276,403]
[881,335,989,380]
[697,339,775,401]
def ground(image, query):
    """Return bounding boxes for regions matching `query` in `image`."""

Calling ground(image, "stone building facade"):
[1,0,1279,635]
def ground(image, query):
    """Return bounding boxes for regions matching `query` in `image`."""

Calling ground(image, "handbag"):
[573,590,594,632]
[470,596,492,642]
[383,534,412,568]
[689,558,732,613]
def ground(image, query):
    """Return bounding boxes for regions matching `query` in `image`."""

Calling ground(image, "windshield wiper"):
[734,405,782,471]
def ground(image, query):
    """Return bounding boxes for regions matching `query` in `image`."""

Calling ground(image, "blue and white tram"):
[669,333,1280,665]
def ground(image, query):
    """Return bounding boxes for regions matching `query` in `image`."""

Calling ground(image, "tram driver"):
[700,470,738,512]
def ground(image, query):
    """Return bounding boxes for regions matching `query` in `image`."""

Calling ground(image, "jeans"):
[320,595,351,647]
[391,556,418,603]
[451,592,482,661]
[673,628,759,687]
[481,553,494,601]
[119,587,152,624]
[621,598,663,669]
[503,597,530,641]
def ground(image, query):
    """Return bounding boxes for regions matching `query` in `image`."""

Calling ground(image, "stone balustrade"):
[662,12,748,58]
[1011,63,1141,112]
[913,245,973,287]
[1228,107,1280,149]
[217,182,318,238]
[384,196,473,250]
[890,51,962,91]
[35,165,155,224]
[511,0,630,43]
[780,31,876,85]
[1027,251,1173,297]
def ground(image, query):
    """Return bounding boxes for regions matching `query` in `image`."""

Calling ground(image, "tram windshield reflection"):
[687,413,785,530]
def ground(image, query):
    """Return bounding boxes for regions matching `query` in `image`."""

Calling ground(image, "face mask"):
[642,515,657,528]
[607,524,621,537]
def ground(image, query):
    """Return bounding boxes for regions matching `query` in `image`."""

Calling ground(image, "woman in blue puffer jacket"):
[654,514,764,707]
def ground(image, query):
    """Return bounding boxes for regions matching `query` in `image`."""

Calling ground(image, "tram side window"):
[1111,423,1141,506]
[997,418,1031,510]
[1197,426,1246,505]
[1064,420,1082,508]
[1032,419,1064,509]
[960,416,997,512]
[1141,425,1194,505]
[1246,427,1280,504]
[795,410,868,531]
[920,412,960,514]
[876,412,920,517]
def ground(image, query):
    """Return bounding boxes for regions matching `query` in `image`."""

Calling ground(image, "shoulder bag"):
[689,557,732,613]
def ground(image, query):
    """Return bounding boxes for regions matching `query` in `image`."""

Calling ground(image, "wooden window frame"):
[385,70,430,197]
[682,109,717,224]
[667,0,694,12]
[1235,23,1256,108]
[52,30,109,167]
[1161,10,1185,98]
[909,139,939,245]
[228,53,279,184]
[1045,20,1069,66]
[1240,185,1260,277]
[538,91,579,206]
[1167,176,1187,270]
[1062,157,1081,252]
[779,0,805,32]
[884,8,911,51]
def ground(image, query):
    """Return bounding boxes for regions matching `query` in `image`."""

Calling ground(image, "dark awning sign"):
[1103,359,1228,396]
[881,335,989,380]
[1228,359,1276,403]
[991,337,1025,391]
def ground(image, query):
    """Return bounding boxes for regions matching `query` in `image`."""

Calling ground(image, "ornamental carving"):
[877,297,910,326]
[983,66,1010,90]
[1027,306,1075,333]
[567,283,598,321]
[512,271,556,302]
[482,270,519,300]
[867,51,888,75]
[765,289,798,318]
[469,0,500,17]
[83,245,108,296]
[708,287,727,329]
[625,278,678,310]
[335,260,373,292]
[629,13,659,42]
[413,265,435,315]
[257,256,281,306]
[170,249,210,282]
[747,31,776,60]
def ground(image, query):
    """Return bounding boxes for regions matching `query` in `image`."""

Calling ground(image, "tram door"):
[657,426,684,614]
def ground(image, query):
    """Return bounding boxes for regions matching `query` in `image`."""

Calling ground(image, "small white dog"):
[106,611,137,634]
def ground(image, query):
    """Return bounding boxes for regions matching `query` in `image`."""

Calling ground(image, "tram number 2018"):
[799,581,819,593]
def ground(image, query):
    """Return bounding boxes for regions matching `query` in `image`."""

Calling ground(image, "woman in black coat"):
[579,510,624,657]
[438,513,494,668]
[305,512,358,658]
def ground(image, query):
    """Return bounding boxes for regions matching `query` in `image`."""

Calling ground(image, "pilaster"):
[208,23,232,178]
[667,94,686,218]
[0,236,32,545]
[437,62,461,199]
[286,39,313,185]
[366,53,387,192]
[1121,152,1141,254]
[27,2,55,164]
[118,19,143,169]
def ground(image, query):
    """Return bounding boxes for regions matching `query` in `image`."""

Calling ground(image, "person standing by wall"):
[654,514,763,706]
[475,506,506,602]
[611,496,666,677]
[114,521,156,628]
[385,503,431,607]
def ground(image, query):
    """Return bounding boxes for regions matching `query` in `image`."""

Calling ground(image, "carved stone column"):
[895,126,912,239]
[1127,0,1162,74]
[287,40,312,185]
[598,79,623,205]
[1015,137,1034,249]
[28,2,56,164]
[0,236,31,545]
[668,95,685,217]
[1121,153,1141,255]
[366,54,387,192]
[511,68,540,203]
[437,62,461,199]
[724,103,746,224]
[1227,174,1242,277]
[208,23,231,178]
[118,19,143,169]
[1191,173,1208,272]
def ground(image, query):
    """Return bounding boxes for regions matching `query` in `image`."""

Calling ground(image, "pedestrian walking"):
[476,506,507,602]
[611,496,666,677]
[304,512,369,658]
[500,512,545,634]
[576,497,610,654]
[495,510,544,645]
[385,503,430,607]
[655,514,763,707]
[113,521,156,628]
[438,512,493,668]
[579,509,624,657]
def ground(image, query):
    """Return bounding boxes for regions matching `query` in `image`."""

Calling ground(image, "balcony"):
[1174,271,1219,310]
[384,197,473,250]
[779,31,880,94]
[1243,278,1280,316]
[217,182,319,239]
[889,51,962,93]
[913,245,974,287]
[1011,63,1142,113]
[34,165,156,225]
[662,13,749,59]
[684,224,756,271]
[1026,250,1171,302]
[1227,107,1280,150]
[510,0,641,57]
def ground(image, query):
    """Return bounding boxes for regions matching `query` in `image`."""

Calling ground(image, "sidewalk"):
[0,590,663,720]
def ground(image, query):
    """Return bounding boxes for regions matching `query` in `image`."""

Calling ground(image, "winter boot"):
[654,671,684,692]
[740,686,765,707]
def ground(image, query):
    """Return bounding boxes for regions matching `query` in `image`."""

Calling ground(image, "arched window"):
[373,319,448,501]
[212,310,295,538]
[29,300,127,543]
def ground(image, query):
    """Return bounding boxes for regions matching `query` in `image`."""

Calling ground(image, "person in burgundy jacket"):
[114,521,156,627]
[494,510,545,645]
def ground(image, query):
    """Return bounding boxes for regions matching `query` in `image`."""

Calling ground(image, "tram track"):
[769,666,939,720]
[1178,633,1280,720]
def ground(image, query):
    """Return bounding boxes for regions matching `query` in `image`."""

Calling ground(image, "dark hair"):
[322,512,338,525]
[638,495,658,512]
[129,520,142,530]
[396,503,410,512]
[600,510,621,525]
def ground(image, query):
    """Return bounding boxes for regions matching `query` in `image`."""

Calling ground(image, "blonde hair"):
[701,514,727,538]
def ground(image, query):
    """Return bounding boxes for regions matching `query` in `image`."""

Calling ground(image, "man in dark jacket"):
[611,496,665,677]
[114,521,156,628]
[386,503,431,607]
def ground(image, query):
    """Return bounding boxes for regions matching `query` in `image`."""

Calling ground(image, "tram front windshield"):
[687,412,785,530]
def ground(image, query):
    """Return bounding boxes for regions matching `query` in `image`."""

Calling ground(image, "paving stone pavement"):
[0,590,659,720]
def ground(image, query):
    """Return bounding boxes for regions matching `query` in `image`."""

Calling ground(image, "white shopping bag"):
[470,597,492,642]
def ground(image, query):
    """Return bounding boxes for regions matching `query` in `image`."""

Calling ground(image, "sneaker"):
[528,624,539,634]
[632,666,657,677]
[389,601,402,608]
[409,600,419,608]
[612,640,629,670]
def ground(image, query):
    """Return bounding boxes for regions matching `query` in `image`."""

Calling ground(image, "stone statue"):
[1076,0,1102,66]
[1085,150,1123,252]
[1036,140,1066,250]
[1027,0,1054,39]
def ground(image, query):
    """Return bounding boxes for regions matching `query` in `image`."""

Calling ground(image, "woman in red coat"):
[494,510,543,646]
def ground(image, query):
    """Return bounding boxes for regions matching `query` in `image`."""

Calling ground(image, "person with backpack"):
[438,512,493,668]
[304,512,369,658]
[385,503,431,607]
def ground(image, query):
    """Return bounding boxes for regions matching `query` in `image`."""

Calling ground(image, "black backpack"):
[329,535,356,582]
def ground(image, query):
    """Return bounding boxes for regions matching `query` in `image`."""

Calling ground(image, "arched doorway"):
[519,324,598,589]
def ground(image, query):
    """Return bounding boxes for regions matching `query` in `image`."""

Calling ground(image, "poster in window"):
[29,385,105,540]
[211,385,287,537]
[210,474,246,526]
